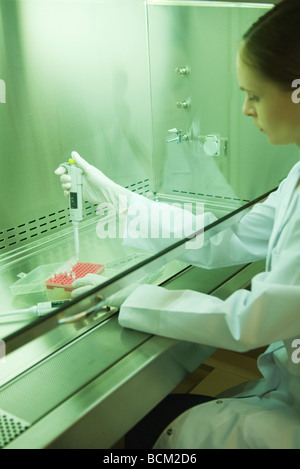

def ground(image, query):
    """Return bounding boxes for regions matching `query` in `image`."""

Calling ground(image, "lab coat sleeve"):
[180,193,277,268]
[119,187,300,353]
[123,186,280,270]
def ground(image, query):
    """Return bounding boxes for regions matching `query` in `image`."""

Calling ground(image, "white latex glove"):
[55,151,131,211]
[71,272,138,308]
[71,273,109,298]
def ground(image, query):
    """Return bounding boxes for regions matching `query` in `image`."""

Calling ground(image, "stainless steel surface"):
[0,316,149,424]
[5,335,215,449]
[0,0,153,254]
[0,187,266,448]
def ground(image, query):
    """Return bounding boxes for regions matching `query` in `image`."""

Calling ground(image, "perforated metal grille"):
[0,317,147,425]
[0,202,96,253]
[0,410,30,448]
[0,179,150,253]
[172,188,250,203]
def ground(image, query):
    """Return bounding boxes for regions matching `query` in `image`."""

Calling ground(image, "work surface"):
[0,216,264,448]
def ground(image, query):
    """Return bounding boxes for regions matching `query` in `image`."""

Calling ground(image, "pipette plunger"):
[62,159,83,260]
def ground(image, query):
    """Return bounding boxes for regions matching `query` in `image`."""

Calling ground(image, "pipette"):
[0,300,71,318]
[62,159,83,261]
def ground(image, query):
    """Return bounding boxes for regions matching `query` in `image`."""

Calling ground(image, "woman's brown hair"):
[241,0,300,90]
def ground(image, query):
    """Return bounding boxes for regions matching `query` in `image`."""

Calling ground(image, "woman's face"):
[236,48,300,147]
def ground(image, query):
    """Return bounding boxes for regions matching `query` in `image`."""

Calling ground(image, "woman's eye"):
[248,94,259,102]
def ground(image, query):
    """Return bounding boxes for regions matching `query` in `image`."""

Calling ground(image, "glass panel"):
[1,190,269,368]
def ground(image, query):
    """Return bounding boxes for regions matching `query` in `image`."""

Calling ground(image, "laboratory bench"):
[0,210,265,449]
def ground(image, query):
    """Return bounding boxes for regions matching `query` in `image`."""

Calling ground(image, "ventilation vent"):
[172,189,250,203]
[0,409,30,448]
[127,178,150,195]
[0,202,97,253]
[0,179,150,254]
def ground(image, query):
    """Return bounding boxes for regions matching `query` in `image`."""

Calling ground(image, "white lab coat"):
[118,159,300,449]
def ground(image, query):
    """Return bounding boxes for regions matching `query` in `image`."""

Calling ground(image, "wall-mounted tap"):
[167,128,189,144]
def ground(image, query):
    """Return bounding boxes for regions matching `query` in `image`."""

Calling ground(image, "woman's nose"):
[243,98,257,117]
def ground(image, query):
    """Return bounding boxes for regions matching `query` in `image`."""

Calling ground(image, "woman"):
[56,0,300,448]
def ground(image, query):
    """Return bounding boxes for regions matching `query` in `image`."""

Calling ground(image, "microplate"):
[45,262,105,292]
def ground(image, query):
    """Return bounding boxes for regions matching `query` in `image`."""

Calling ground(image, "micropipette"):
[62,159,83,261]
[0,300,71,318]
